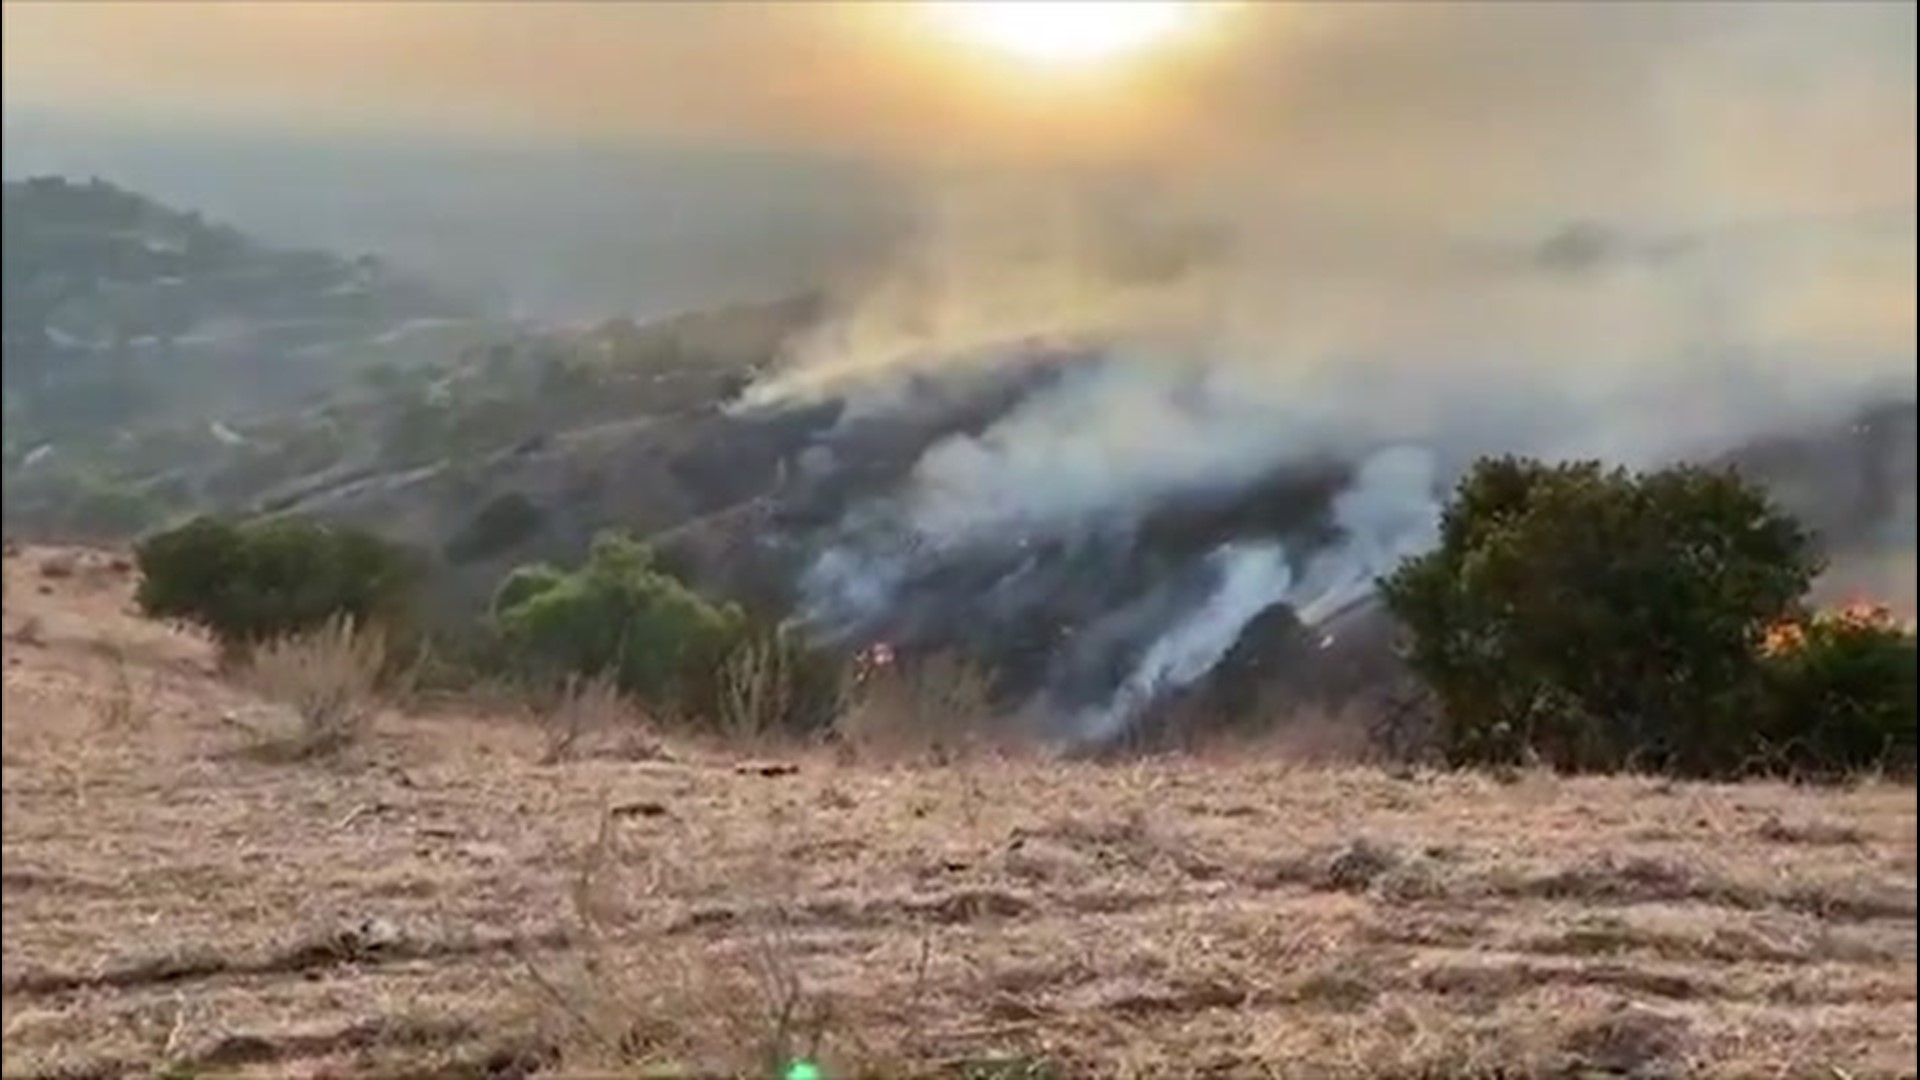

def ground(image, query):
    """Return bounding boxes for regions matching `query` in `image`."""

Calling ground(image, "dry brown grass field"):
[3,545,1915,1079]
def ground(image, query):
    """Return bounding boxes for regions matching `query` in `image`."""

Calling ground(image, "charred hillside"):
[236,313,1912,745]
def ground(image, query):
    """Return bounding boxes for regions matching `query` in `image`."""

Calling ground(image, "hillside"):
[1,176,497,534]
[1,543,1914,1078]
[2,178,1911,742]
[0,169,818,550]
[254,348,1916,738]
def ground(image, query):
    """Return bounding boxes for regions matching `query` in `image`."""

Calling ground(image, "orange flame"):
[1759,597,1914,658]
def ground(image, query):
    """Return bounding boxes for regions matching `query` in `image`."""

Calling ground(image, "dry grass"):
[233,615,388,761]
[520,803,848,1077]
[537,673,637,764]
[2,544,1916,1079]
[838,651,1001,760]
[89,639,141,732]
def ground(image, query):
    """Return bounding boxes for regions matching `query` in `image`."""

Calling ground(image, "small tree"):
[135,515,420,655]
[1380,457,1824,776]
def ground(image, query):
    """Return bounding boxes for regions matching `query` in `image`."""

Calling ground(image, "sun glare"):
[925,1,1204,67]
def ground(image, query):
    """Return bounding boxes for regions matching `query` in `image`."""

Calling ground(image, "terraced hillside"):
[2,177,498,538]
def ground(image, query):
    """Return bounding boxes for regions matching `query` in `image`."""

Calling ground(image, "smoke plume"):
[738,2,1916,742]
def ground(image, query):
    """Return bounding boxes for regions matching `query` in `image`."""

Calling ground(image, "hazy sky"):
[1,1,1227,160]
[7,1,1910,189]
[4,1,1915,326]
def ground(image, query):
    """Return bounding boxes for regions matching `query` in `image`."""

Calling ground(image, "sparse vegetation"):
[526,806,840,1077]
[134,514,421,658]
[1379,456,1911,778]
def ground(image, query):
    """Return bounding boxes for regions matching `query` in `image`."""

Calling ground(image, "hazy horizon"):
[6,2,1913,325]
[2,104,916,320]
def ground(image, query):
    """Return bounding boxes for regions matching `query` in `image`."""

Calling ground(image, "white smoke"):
[904,348,1355,544]
[1289,447,1446,626]
[801,539,915,636]
[737,169,1219,413]
[1075,540,1295,743]
[1072,446,1445,741]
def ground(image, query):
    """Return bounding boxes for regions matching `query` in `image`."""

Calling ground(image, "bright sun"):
[924,1,1203,67]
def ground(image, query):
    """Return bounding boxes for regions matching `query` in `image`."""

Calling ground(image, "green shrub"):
[135,515,421,654]
[490,532,747,708]
[1757,604,1916,777]
[1379,456,1825,777]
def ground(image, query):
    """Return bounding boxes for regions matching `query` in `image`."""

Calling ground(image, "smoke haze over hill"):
[722,2,1915,738]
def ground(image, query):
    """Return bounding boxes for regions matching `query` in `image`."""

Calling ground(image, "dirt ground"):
[3,545,1915,1079]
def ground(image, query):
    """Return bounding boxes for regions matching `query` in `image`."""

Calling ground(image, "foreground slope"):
[1,546,1914,1079]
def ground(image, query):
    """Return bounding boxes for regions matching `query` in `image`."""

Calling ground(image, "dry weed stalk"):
[525,804,846,1077]
[540,673,629,764]
[239,616,387,760]
[718,633,798,741]
[92,640,140,731]
[838,651,995,759]
[9,613,46,646]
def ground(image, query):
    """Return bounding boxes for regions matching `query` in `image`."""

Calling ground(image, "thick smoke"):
[740,2,1916,742]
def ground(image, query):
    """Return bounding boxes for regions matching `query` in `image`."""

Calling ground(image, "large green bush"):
[490,532,747,707]
[490,534,850,731]
[135,515,421,653]
[1378,456,1862,777]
